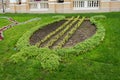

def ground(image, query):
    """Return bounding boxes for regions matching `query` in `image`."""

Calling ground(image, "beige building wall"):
[5,0,120,13]
[110,2,120,11]
[100,1,110,12]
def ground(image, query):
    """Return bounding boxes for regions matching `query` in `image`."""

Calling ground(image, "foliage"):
[10,46,60,70]
[38,50,60,70]
[10,46,39,63]
[90,15,106,24]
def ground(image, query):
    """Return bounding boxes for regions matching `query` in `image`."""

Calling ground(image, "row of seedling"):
[45,16,80,48]
[36,17,74,47]
[55,17,85,49]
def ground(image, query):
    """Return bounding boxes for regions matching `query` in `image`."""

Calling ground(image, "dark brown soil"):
[63,20,96,48]
[29,20,96,48]
[30,20,66,45]
[51,20,79,49]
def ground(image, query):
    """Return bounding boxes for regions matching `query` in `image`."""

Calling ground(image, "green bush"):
[90,15,106,24]
[10,46,60,70]
[10,46,39,63]
[40,52,60,70]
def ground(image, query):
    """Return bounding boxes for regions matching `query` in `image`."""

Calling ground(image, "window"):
[73,0,100,9]
[58,0,64,3]
[34,0,41,1]
[16,0,21,5]
[88,0,99,7]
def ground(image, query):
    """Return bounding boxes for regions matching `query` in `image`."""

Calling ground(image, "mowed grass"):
[0,18,12,28]
[0,12,120,80]
[0,14,55,60]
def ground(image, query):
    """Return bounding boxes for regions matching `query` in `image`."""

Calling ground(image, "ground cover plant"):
[0,12,120,80]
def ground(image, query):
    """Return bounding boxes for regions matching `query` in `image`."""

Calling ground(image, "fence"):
[29,0,49,10]
[73,0,100,9]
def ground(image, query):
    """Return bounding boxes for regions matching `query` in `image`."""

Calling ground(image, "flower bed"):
[10,15,105,70]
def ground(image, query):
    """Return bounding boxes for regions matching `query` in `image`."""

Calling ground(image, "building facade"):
[0,0,120,13]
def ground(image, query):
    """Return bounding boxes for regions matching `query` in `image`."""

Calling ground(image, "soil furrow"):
[51,20,79,49]
[40,20,73,47]
[30,20,66,45]
[30,19,96,49]
[63,20,96,47]
[44,17,79,48]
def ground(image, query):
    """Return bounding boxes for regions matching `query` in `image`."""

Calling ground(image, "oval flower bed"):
[10,15,106,70]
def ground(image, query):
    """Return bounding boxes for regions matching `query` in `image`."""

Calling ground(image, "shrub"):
[10,46,39,63]
[10,46,60,70]
[40,53,60,70]
[90,15,106,24]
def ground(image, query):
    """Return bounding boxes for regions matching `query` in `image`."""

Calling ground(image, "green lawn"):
[0,18,12,28]
[0,12,120,80]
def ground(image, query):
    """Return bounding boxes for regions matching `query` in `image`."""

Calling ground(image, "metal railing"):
[29,1,49,10]
[73,0,100,9]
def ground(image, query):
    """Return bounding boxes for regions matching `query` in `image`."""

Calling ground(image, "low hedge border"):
[10,46,60,70]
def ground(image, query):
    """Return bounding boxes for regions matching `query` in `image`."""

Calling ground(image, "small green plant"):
[36,17,74,47]
[45,16,80,48]
[55,17,85,49]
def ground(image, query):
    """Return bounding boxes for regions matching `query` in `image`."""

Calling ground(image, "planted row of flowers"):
[55,17,85,49]
[36,17,74,47]
[45,16,80,48]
